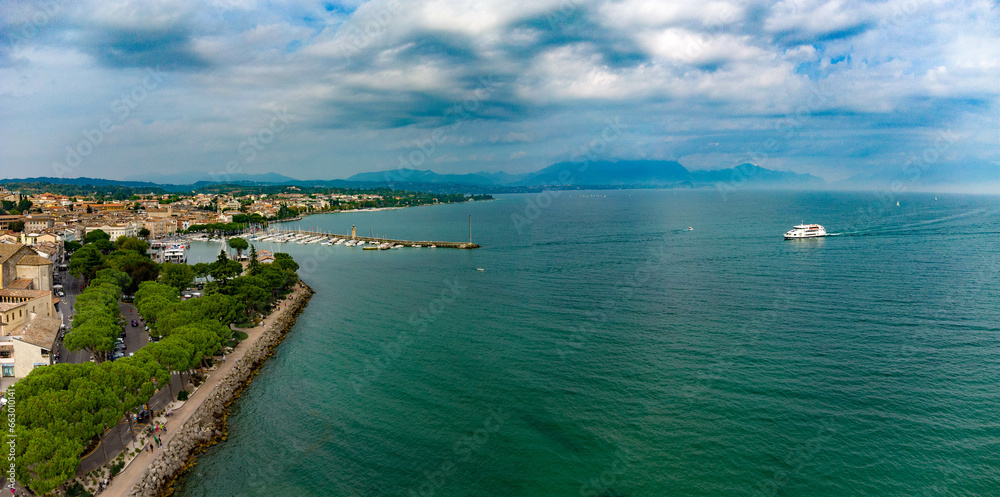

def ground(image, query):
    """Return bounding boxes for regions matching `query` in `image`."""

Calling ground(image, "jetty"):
[245,228,480,249]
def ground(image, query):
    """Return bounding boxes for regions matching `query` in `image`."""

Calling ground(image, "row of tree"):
[9,236,300,494]
[8,269,168,494]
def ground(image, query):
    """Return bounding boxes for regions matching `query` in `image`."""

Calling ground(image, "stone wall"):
[127,283,313,497]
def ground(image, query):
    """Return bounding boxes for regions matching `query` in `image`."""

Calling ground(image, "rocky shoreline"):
[126,283,314,497]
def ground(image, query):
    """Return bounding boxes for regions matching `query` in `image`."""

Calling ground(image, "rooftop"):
[17,315,60,349]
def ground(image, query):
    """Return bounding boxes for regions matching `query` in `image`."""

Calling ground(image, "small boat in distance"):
[784,224,827,239]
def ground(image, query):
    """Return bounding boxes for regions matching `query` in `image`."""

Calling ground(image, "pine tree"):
[248,244,260,275]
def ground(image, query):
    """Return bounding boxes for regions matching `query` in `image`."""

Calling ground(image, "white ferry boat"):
[163,244,187,263]
[783,224,827,239]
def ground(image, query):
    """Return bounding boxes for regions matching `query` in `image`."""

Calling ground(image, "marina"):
[181,227,478,250]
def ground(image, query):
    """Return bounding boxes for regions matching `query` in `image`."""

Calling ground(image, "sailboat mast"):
[469,215,472,243]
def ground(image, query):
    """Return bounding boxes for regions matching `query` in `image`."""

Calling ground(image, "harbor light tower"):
[351,225,356,239]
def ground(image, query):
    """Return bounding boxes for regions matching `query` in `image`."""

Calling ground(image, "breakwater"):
[124,283,313,497]
[260,229,480,249]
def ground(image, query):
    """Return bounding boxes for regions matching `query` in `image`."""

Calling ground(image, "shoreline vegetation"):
[117,283,313,497]
[4,232,307,496]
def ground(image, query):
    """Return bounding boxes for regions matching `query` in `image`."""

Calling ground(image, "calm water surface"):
[175,190,1000,496]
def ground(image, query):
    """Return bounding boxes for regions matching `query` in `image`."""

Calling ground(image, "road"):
[53,267,88,364]
[54,269,152,364]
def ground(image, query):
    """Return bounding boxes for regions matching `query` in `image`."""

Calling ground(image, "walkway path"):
[76,374,183,475]
[97,285,305,497]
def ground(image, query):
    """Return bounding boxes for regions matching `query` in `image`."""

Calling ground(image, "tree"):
[141,337,196,400]
[228,237,249,258]
[192,262,211,283]
[93,238,114,254]
[247,244,260,275]
[138,228,151,239]
[64,240,82,253]
[115,236,150,254]
[83,229,110,245]
[92,268,131,291]
[63,313,117,362]
[160,262,195,290]
[210,250,242,284]
[273,252,299,272]
[68,245,103,282]
[134,281,179,325]
[105,250,160,294]
[10,220,24,232]
[220,276,270,318]
[171,324,223,367]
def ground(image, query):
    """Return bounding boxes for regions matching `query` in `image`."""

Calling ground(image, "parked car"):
[136,409,151,423]
[131,320,138,327]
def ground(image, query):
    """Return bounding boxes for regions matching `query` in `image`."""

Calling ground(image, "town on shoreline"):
[0,220,309,496]
[0,182,491,245]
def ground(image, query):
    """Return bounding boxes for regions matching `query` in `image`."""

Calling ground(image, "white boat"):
[783,224,827,239]
[335,239,346,245]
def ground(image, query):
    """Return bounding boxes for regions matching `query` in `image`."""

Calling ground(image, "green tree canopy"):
[83,229,110,245]
[68,245,103,282]
[115,236,150,254]
[160,262,195,290]
[210,250,242,284]
[273,252,299,272]
[105,250,160,294]
[227,237,249,257]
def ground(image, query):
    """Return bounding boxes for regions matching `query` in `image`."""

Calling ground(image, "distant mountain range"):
[122,171,300,186]
[3,159,996,193]
[348,160,824,189]
[832,159,1000,193]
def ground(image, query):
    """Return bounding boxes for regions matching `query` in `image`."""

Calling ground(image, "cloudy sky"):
[0,0,996,182]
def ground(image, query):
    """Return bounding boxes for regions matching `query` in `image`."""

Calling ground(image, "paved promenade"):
[99,285,305,497]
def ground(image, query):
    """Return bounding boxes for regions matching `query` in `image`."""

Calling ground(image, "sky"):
[0,0,997,183]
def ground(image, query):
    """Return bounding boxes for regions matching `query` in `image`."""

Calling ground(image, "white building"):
[85,223,138,239]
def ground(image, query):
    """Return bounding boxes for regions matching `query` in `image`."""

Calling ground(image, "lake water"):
[175,189,1000,496]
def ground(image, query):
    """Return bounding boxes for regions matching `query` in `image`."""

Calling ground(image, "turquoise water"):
[175,190,1000,496]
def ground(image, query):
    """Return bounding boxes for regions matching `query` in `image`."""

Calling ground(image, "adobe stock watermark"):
[579,447,634,497]
[4,387,16,494]
[753,419,836,497]
[209,107,295,183]
[384,77,502,183]
[511,117,624,234]
[340,0,401,59]
[557,230,666,360]
[51,67,166,177]
[883,0,935,31]
[546,0,585,28]
[682,3,742,62]
[5,0,67,47]
[348,277,466,394]
[406,406,509,497]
